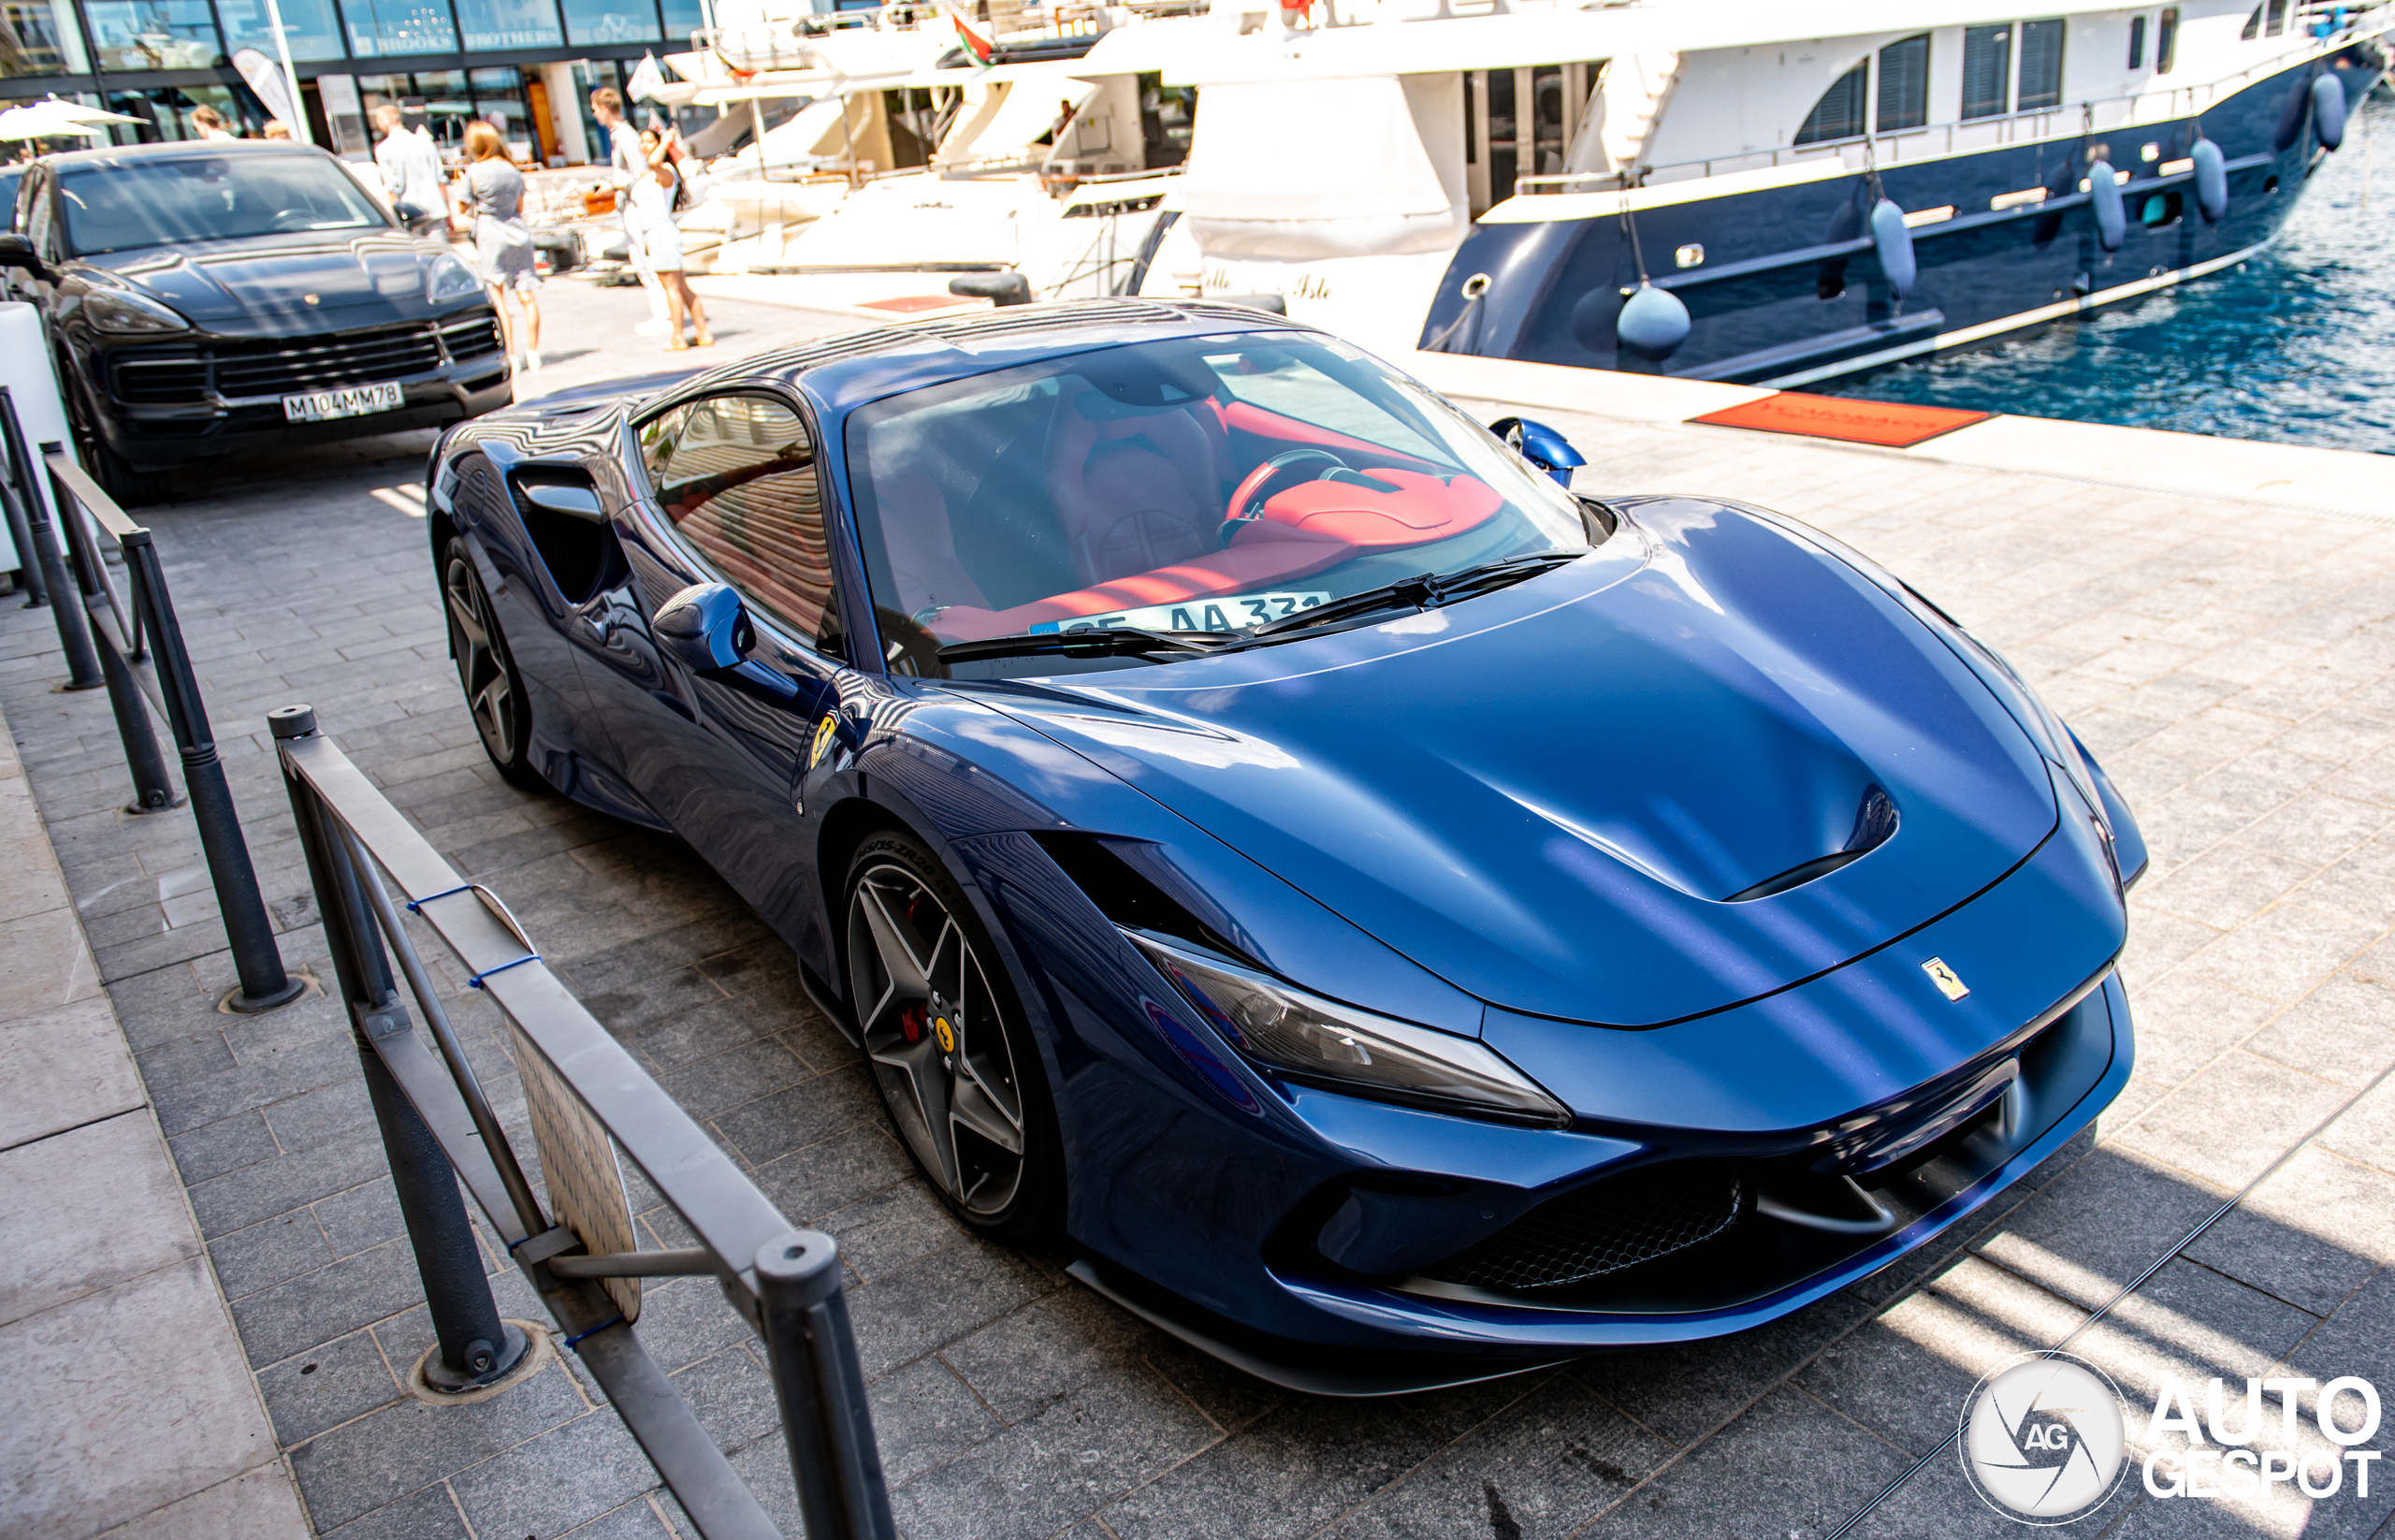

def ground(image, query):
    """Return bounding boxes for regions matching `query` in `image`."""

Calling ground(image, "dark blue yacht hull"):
[1420,43,2388,386]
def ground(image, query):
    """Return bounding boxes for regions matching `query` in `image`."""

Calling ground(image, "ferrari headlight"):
[83,288,189,335]
[426,254,482,304]
[1130,933,1570,1128]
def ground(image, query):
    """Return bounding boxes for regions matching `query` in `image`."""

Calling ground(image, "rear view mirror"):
[651,582,800,704]
[1488,416,1586,487]
[0,232,47,276]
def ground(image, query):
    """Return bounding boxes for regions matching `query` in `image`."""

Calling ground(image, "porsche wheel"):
[845,832,1063,1238]
[442,537,540,790]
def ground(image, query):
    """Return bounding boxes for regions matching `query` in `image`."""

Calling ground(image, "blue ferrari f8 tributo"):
[428,299,2140,1394]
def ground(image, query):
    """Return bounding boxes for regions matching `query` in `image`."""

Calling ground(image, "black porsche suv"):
[0,139,511,502]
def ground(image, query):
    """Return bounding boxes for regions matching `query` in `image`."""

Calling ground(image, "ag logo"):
[1961,1353,2129,1524]
[807,712,841,771]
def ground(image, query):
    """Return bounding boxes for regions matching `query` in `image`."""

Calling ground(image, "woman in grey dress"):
[463,122,542,372]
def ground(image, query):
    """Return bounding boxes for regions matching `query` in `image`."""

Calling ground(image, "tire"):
[441,536,542,790]
[65,374,168,508]
[844,830,1066,1241]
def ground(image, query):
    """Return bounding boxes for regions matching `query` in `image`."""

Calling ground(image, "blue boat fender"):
[2087,160,2126,251]
[1617,283,1691,358]
[2314,72,2348,150]
[2190,138,2229,222]
[1869,198,1916,298]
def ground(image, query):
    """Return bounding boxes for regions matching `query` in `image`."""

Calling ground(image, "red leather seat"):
[1043,390,1228,587]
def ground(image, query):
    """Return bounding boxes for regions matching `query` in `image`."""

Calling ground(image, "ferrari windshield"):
[845,333,1591,676]
[59,153,386,255]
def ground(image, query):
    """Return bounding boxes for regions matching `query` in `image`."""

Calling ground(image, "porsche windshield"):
[59,154,386,255]
[847,333,1590,676]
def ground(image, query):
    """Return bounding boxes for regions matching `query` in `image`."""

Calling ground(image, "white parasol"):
[0,102,110,141]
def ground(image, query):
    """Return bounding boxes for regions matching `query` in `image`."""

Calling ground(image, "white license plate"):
[283,381,404,423]
[1029,590,1331,635]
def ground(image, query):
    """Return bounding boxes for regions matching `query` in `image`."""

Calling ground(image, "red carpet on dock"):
[1691,392,1991,448]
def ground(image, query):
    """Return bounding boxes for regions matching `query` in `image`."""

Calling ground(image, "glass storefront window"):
[109,83,253,140]
[215,0,342,61]
[658,0,698,47]
[455,0,559,51]
[468,65,532,155]
[342,0,457,58]
[559,0,656,47]
[0,0,91,76]
[84,0,221,71]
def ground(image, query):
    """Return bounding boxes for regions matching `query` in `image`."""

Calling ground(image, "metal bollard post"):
[86,494,300,1010]
[8,426,97,688]
[756,1231,897,1540]
[92,616,180,812]
[0,472,47,607]
[271,705,527,1391]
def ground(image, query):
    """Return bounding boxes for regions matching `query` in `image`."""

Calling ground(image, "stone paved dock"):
[4,284,2392,1539]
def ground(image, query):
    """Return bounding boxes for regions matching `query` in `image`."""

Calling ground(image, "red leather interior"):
[1212,400,1439,472]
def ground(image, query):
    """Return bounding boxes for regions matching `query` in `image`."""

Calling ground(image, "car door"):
[578,387,853,932]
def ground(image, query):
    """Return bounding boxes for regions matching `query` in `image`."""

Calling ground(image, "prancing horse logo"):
[1923,957,1970,1002]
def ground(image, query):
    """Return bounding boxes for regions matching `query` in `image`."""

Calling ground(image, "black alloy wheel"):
[442,536,540,789]
[844,831,1063,1239]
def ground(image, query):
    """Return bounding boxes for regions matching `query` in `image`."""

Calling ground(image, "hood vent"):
[1724,785,1899,903]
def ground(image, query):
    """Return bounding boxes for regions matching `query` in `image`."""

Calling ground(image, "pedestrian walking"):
[628,127,710,352]
[190,105,236,140]
[588,86,670,337]
[262,120,290,139]
[463,122,541,373]
[373,104,445,237]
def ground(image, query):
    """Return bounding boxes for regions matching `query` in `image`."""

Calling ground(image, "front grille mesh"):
[109,318,478,405]
[1421,1163,1744,1291]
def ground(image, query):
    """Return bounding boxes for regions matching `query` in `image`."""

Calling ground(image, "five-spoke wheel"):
[442,537,538,788]
[846,833,1058,1234]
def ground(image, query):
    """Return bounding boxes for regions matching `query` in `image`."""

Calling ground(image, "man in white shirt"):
[589,86,668,336]
[372,104,445,237]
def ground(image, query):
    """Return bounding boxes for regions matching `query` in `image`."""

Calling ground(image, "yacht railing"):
[1513,7,2386,197]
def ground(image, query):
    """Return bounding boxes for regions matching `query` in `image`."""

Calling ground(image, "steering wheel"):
[1221,449,1346,546]
[266,208,314,232]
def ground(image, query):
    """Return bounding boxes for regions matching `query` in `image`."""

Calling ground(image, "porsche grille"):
[1422,1164,1745,1290]
[110,316,501,405]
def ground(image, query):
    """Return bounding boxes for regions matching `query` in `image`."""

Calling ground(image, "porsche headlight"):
[426,254,481,304]
[1130,933,1570,1128]
[83,288,189,335]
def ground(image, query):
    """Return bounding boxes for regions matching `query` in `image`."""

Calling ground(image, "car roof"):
[726,298,1314,416]
[41,140,333,170]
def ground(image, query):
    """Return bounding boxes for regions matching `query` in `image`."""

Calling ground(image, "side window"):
[23,174,56,262]
[641,392,847,660]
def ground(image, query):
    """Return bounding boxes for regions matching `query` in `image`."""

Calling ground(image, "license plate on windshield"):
[283,381,404,423]
[1028,590,1331,636]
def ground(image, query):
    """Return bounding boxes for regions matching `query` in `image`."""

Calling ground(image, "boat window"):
[1962,25,2012,120]
[2129,15,2146,66]
[1875,34,1931,133]
[2241,5,2259,40]
[843,334,1592,676]
[2266,0,2286,35]
[1793,60,1868,145]
[2017,19,2066,109]
[2157,7,2178,71]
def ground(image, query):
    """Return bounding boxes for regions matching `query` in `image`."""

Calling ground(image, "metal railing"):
[17,420,304,1012]
[271,704,894,1540]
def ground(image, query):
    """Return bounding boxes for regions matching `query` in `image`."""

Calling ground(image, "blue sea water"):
[1826,88,2395,457]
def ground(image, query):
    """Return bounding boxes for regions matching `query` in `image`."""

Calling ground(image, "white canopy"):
[1175,74,1464,259]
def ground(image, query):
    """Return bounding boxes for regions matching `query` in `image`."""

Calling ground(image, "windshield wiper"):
[1218,550,1580,650]
[936,627,1232,664]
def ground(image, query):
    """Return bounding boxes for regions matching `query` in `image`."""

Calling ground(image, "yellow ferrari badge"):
[933,1015,957,1053]
[808,712,840,770]
[1922,957,1969,1002]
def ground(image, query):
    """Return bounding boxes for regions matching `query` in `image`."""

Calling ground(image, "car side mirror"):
[651,581,800,704]
[1488,416,1586,487]
[518,480,604,519]
[0,232,48,277]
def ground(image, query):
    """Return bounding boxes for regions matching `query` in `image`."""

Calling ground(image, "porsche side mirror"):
[0,233,48,277]
[651,581,799,704]
[1488,415,1586,487]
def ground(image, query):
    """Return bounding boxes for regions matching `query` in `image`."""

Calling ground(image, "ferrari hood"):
[980,499,2059,1027]
[89,232,438,326]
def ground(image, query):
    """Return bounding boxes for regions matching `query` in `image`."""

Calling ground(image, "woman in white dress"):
[629,128,711,352]
[463,122,542,371]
